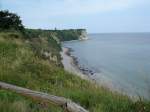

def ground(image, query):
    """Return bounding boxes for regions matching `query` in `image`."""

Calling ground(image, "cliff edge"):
[79,29,88,40]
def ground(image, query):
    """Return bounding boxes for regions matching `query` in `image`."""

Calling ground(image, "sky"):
[0,0,150,33]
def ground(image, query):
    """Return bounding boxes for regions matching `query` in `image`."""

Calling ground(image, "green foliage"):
[0,90,63,112]
[24,28,84,41]
[0,10,24,32]
[0,32,150,112]
[24,29,62,66]
[49,29,84,41]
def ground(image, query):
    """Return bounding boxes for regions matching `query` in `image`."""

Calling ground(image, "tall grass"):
[0,90,63,112]
[0,32,150,112]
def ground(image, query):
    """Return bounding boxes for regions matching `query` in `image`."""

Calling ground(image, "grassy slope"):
[0,32,150,112]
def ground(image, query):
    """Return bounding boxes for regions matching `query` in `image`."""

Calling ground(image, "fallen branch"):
[0,81,88,112]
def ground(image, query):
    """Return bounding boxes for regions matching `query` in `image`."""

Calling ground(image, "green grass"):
[0,90,63,112]
[0,32,150,112]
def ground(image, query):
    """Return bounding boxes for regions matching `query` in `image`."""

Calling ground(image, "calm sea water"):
[63,33,150,99]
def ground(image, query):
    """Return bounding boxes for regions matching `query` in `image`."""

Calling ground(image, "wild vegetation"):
[0,10,150,112]
[49,29,85,41]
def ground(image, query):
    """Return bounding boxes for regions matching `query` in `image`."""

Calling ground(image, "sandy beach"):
[60,47,90,80]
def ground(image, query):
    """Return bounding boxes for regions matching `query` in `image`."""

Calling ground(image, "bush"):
[0,10,24,32]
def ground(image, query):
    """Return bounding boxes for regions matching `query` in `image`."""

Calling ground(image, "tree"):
[0,10,24,31]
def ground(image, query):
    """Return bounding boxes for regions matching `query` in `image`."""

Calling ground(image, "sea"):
[63,33,150,99]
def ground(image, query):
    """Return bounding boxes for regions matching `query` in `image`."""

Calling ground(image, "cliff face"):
[24,28,88,66]
[49,29,88,41]
[79,29,88,40]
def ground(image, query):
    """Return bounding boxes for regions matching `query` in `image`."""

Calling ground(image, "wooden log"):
[0,81,88,112]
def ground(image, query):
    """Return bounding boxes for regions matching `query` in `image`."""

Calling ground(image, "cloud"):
[1,0,141,16]
[54,0,132,15]
[1,0,149,30]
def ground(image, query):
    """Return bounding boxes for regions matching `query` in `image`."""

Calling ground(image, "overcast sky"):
[1,0,150,33]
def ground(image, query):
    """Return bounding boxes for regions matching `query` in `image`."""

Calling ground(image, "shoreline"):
[66,47,95,76]
[60,47,90,80]
[60,47,140,100]
[60,47,114,85]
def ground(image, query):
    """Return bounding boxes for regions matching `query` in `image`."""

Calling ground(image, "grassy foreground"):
[0,31,150,112]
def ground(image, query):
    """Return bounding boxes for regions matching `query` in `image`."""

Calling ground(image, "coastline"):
[60,47,91,81]
[60,47,139,100]
[60,46,113,87]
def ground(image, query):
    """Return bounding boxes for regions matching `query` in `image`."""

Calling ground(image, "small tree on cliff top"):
[0,10,24,32]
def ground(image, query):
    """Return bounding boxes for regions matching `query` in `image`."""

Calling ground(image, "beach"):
[60,47,90,80]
